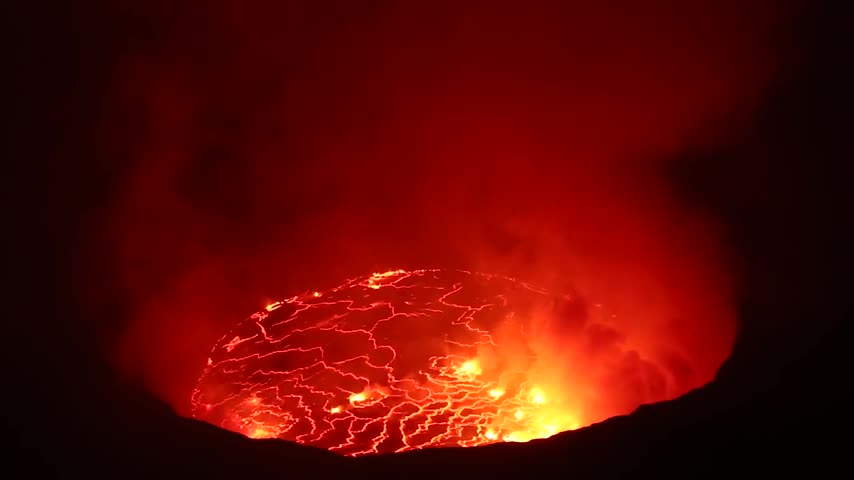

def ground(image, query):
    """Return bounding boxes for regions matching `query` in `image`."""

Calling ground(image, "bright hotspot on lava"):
[192,269,591,456]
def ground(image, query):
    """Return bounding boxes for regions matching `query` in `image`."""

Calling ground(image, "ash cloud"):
[81,0,794,414]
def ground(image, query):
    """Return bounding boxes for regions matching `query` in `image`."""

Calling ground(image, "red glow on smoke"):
[79,1,792,421]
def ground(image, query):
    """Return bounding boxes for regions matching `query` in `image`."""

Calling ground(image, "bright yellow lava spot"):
[529,387,547,405]
[265,301,282,312]
[484,429,498,441]
[372,270,405,279]
[488,388,505,399]
[312,291,321,297]
[503,432,526,442]
[247,427,273,439]
[514,408,524,420]
[329,406,342,414]
[349,392,367,404]
[365,270,405,289]
[456,359,482,379]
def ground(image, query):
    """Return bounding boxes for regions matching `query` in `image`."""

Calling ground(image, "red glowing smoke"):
[80,1,792,418]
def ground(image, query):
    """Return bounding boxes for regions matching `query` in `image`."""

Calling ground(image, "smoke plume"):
[81,0,792,416]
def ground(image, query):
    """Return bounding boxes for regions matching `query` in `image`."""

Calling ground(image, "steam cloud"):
[81,0,791,416]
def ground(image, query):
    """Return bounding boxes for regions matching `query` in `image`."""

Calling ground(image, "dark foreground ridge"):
[7,0,850,477]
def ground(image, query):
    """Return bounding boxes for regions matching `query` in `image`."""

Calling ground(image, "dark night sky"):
[5,0,852,475]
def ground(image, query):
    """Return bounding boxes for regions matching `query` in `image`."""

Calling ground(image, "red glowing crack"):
[191,269,583,456]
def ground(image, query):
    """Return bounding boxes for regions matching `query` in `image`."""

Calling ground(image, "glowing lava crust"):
[192,269,589,456]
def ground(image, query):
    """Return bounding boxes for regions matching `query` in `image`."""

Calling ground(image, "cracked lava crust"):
[192,269,614,456]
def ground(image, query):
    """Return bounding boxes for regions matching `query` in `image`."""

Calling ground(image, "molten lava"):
[192,269,662,455]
